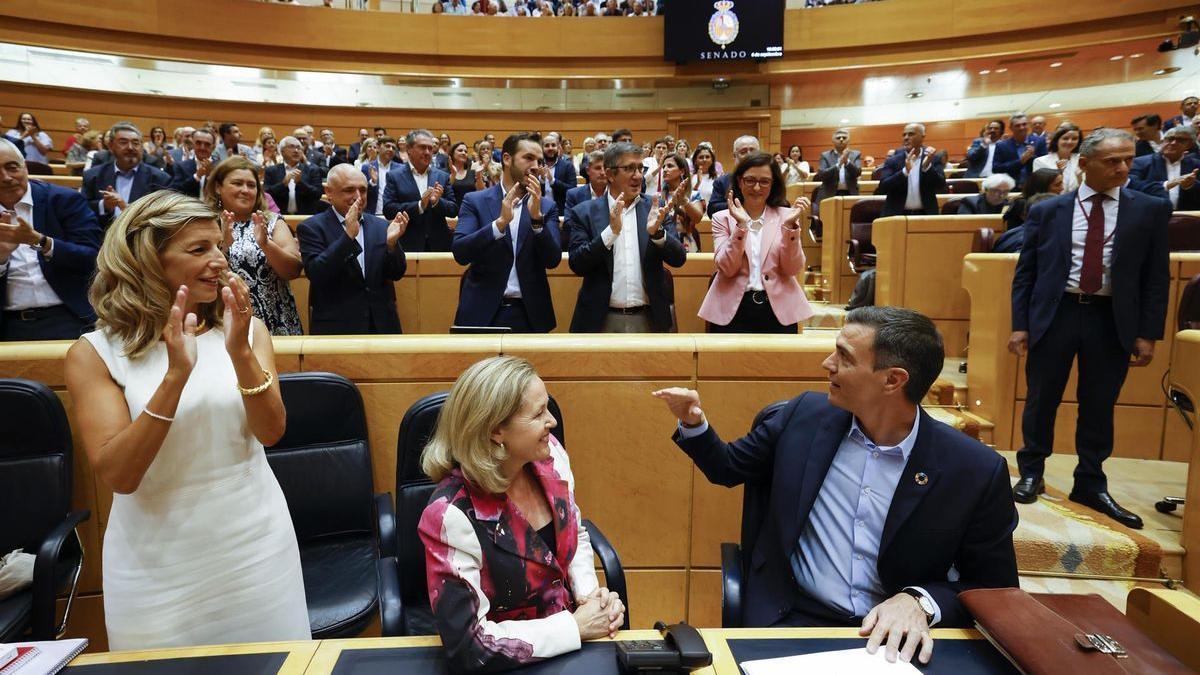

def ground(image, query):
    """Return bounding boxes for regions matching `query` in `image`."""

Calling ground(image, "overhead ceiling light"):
[1048,103,1062,108]
[1130,53,1144,58]
[1154,66,1182,75]
[978,69,991,75]
[995,67,1008,73]
[1109,55,1124,61]
[839,118,850,124]
[1049,62,1063,68]
[906,91,923,99]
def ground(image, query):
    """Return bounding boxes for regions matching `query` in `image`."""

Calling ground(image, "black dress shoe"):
[1012,475,1044,504]
[1069,490,1144,530]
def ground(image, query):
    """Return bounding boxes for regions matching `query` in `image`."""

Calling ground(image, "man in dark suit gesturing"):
[654,307,1018,665]
[452,132,561,333]
[1129,125,1200,211]
[383,129,458,252]
[567,142,686,333]
[540,132,577,215]
[1009,128,1171,529]
[169,127,217,198]
[296,164,409,335]
[264,136,325,216]
[0,139,102,340]
[877,123,946,217]
[815,128,862,199]
[81,122,171,230]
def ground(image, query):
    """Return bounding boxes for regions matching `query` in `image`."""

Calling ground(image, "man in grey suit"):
[813,128,861,215]
[212,122,254,162]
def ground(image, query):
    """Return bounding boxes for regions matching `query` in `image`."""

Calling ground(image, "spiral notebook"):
[0,639,88,675]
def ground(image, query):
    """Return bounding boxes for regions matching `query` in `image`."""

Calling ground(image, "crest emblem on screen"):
[707,1,739,50]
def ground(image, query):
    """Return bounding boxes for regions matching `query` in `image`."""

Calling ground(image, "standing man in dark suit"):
[433,133,452,173]
[878,123,946,217]
[212,122,253,162]
[348,128,370,165]
[963,120,1014,178]
[540,132,577,216]
[1131,114,1163,158]
[814,128,861,215]
[567,142,686,333]
[654,306,1018,663]
[296,164,409,335]
[1163,96,1198,132]
[383,129,458,252]
[706,135,760,217]
[264,136,325,216]
[81,122,171,230]
[1027,115,1048,146]
[1129,125,1200,211]
[1009,128,1170,529]
[994,114,1047,187]
[452,132,561,333]
[564,150,608,225]
[310,129,349,174]
[362,136,400,218]
[0,139,102,340]
[168,127,216,198]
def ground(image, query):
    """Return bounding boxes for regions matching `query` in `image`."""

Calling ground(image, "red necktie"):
[1079,193,1107,294]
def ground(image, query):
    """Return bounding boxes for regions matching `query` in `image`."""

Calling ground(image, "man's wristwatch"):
[29,234,47,252]
[901,589,935,625]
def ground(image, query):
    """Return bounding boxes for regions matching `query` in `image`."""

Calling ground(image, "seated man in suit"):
[567,142,686,333]
[541,132,577,215]
[168,126,195,165]
[212,122,254,162]
[0,139,102,340]
[310,129,349,174]
[452,132,561,333]
[81,122,172,230]
[878,123,946,217]
[706,135,760,217]
[963,120,1014,178]
[1129,125,1200,211]
[169,127,217,198]
[264,136,325,216]
[956,173,1015,215]
[994,114,1047,187]
[654,306,1018,664]
[383,129,458,252]
[564,150,608,230]
[296,164,409,335]
[814,128,862,205]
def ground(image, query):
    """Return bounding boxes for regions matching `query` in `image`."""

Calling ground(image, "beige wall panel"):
[356,382,451,497]
[297,336,500,380]
[687,569,722,629]
[59,593,108,652]
[694,335,836,380]
[1011,402,1167,461]
[600,570,688,630]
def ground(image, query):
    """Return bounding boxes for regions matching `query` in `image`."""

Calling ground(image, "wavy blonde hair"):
[89,191,224,359]
[203,155,268,214]
[421,356,539,495]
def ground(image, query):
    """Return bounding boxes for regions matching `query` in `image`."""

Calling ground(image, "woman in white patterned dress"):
[64,190,310,650]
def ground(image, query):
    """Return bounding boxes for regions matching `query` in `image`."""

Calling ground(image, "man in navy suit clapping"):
[383,129,458,252]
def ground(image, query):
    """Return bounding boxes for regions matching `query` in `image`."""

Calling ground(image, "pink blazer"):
[698,206,814,327]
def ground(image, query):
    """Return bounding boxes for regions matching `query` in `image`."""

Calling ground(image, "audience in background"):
[214,122,253,162]
[1028,115,1048,145]
[6,112,54,165]
[964,119,1006,178]
[205,156,304,336]
[448,141,484,203]
[353,137,378,169]
[995,113,1046,186]
[169,127,217,199]
[144,126,170,169]
[991,192,1055,254]
[659,152,703,253]
[542,132,577,214]
[1032,123,1082,193]
[781,145,810,185]
[707,135,761,216]
[363,135,399,217]
[564,149,608,234]
[264,136,325,216]
[63,117,90,155]
[877,123,946,217]
[348,128,370,164]
[1131,114,1163,157]
[383,129,458,252]
[689,145,718,208]
[82,122,172,230]
[311,129,349,173]
[1131,124,1200,211]
[65,130,103,176]
[169,126,196,165]
[474,140,501,186]
[956,173,1014,216]
[259,134,281,167]
[1163,95,1199,131]
[814,128,861,214]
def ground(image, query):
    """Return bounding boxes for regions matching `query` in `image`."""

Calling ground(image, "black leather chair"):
[808,185,823,244]
[1168,213,1200,251]
[846,199,884,273]
[946,179,980,194]
[378,390,628,637]
[265,372,395,638]
[24,161,53,176]
[0,379,90,642]
[664,268,678,333]
[971,227,997,253]
[719,400,789,628]
[941,197,965,215]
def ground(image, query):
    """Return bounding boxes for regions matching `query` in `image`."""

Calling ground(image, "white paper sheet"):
[740,647,923,675]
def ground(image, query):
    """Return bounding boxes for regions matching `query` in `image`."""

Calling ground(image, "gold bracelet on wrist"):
[237,369,274,396]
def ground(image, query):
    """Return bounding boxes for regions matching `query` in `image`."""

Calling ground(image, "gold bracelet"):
[237,369,274,397]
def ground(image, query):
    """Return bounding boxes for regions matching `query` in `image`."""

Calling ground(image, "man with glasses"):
[957,174,1015,215]
[1130,125,1200,211]
[81,122,171,230]
[567,142,686,333]
[707,135,761,217]
[383,129,458,252]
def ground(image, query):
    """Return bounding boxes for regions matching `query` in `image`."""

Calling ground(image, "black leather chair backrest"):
[1168,214,1200,252]
[663,268,677,333]
[739,400,790,564]
[266,372,374,542]
[0,379,73,555]
[941,197,964,215]
[971,227,997,253]
[24,162,53,176]
[946,179,979,194]
[848,199,884,252]
[1180,274,1200,331]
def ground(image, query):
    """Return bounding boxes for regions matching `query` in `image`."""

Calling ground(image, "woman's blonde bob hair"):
[89,190,224,359]
[421,355,541,495]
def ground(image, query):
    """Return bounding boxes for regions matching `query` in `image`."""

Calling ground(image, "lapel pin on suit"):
[914,472,929,486]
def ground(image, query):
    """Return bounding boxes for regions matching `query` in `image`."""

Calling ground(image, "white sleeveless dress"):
[83,327,310,650]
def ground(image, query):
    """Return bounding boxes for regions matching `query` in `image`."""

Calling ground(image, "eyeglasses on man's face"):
[614,163,646,174]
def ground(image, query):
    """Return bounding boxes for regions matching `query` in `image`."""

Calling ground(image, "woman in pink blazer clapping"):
[699,152,815,333]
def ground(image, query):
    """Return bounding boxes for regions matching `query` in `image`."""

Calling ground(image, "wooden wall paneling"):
[1009,401,1171,461]
[962,253,1021,451]
[1175,331,1200,591]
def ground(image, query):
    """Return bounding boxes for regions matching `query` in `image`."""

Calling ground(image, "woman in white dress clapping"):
[64,190,309,650]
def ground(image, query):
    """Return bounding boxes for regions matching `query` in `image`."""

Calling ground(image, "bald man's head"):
[325,163,368,215]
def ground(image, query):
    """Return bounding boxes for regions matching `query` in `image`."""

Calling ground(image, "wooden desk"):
[67,640,319,674]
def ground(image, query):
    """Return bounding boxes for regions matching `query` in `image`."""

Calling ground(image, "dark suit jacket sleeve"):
[649,226,687,268]
[534,201,563,269]
[672,395,800,487]
[170,162,200,195]
[921,161,947,192]
[150,167,172,192]
[47,189,102,272]
[1139,197,1172,341]
[450,194,499,266]
[965,140,986,165]
[814,153,837,183]
[297,216,362,287]
[81,168,102,216]
[992,141,1023,179]
[878,157,909,194]
[846,154,862,180]
[297,165,324,200]
[383,172,420,220]
[1010,199,1050,332]
[436,179,459,218]
[553,161,577,198]
[567,206,609,276]
[383,233,408,281]
[706,176,729,217]
[1128,155,1152,182]
[264,165,286,200]
[956,196,979,215]
[917,457,1019,627]
[1128,176,1169,201]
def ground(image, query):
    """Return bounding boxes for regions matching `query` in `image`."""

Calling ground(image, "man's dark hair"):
[1145,113,1162,127]
[377,135,396,147]
[988,118,1006,134]
[845,306,945,404]
[1183,96,1199,107]
[502,131,542,159]
[218,122,238,138]
[374,126,387,134]
[603,141,642,169]
[1131,114,1148,125]
[611,127,633,142]
[730,151,788,208]
[192,127,217,143]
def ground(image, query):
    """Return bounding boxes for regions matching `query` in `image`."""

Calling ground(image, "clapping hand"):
[905,148,921,173]
[163,286,199,378]
[285,167,301,185]
[1178,169,1198,190]
[221,272,254,358]
[0,211,36,262]
[387,211,409,250]
[219,209,237,251]
[524,173,543,220]
[726,190,751,227]
[1020,144,1035,163]
[608,193,627,235]
[839,149,850,166]
[344,197,362,239]
[196,157,212,179]
[646,194,667,237]
[668,181,689,210]
[651,387,704,427]
[497,181,522,233]
[920,147,937,172]
[369,166,378,185]
[785,196,811,229]
[251,211,270,248]
[101,185,126,212]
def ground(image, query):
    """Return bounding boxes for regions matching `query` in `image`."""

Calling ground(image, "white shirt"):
[837,162,848,190]
[981,142,997,177]
[1068,183,1120,296]
[333,206,366,276]
[1164,157,1182,208]
[691,175,714,203]
[282,162,301,214]
[1032,153,1080,192]
[375,160,394,216]
[491,178,529,299]
[642,157,663,197]
[744,217,766,292]
[903,156,923,210]
[2,188,64,310]
[412,166,430,214]
[601,193,648,309]
[6,130,52,164]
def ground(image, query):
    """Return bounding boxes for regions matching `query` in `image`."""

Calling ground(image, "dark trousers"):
[709,291,798,334]
[772,589,858,628]
[1018,294,1130,492]
[0,305,91,341]
[490,299,534,333]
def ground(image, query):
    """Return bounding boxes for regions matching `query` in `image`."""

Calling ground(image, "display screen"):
[664,0,785,63]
